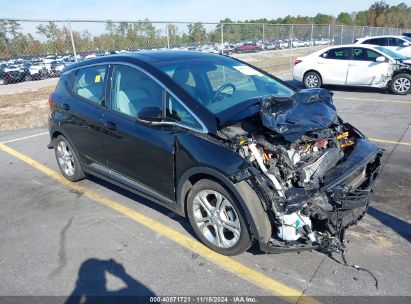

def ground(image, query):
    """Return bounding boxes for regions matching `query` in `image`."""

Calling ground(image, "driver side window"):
[111,65,163,117]
[165,93,202,129]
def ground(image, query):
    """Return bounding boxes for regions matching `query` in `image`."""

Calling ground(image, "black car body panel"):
[49,51,383,254]
[260,88,337,142]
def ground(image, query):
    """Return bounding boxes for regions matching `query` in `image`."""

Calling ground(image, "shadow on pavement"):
[87,175,196,236]
[65,258,155,304]
[367,206,411,243]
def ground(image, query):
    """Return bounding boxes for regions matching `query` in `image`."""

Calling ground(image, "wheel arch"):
[177,167,272,243]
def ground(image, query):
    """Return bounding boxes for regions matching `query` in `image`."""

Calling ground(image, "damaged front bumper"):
[253,138,382,254]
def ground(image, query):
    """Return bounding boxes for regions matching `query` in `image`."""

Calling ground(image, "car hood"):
[260,88,337,142]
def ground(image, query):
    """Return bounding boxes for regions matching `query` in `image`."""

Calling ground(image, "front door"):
[346,47,390,86]
[101,64,175,202]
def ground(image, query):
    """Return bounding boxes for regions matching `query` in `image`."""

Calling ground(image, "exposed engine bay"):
[218,88,382,253]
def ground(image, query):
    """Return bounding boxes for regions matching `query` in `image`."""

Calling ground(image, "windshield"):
[376,46,408,60]
[156,56,294,114]
[403,36,411,43]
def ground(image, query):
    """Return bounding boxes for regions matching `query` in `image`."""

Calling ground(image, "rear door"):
[101,64,176,202]
[346,47,390,86]
[318,47,351,85]
[58,64,109,166]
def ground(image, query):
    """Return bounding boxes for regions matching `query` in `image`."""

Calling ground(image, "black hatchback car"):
[48,51,382,256]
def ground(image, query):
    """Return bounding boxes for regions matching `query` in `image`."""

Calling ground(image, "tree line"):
[0,1,409,59]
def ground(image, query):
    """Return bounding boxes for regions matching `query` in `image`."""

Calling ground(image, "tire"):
[187,179,252,256]
[390,73,411,95]
[53,135,85,182]
[303,71,322,88]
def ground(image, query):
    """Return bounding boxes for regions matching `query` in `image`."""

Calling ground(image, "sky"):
[0,0,407,22]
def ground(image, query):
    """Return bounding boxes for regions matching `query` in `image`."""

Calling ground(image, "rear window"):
[72,65,107,105]
[364,38,388,46]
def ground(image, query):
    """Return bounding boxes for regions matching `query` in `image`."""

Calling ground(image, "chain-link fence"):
[0,19,409,131]
[1,19,409,82]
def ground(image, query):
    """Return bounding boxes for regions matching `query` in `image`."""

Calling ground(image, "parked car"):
[293,44,411,95]
[220,44,235,55]
[48,51,382,256]
[2,64,31,84]
[25,62,47,80]
[50,60,66,77]
[234,43,262,53]
[354,35,411,57]
[277,40,289,49]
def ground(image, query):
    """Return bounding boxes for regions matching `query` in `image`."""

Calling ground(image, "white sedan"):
[354,35,411,57]
[292,44,411,95]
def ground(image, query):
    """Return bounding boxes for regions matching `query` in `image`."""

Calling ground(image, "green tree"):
[354,11,368,25]
[36,22,59,41]
[313,13,333,24]
[337,12,353,25]
[187,22,206,44]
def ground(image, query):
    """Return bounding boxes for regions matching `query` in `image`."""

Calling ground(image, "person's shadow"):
[65,258,155,304]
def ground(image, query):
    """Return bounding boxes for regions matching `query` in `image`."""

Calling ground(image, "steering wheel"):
[212,83,236,103]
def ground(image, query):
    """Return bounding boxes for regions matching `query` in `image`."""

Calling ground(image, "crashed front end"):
[220,89,383,253]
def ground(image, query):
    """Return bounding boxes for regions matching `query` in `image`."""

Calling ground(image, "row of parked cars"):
[185,38,333,54]
[293,35,411,95]
[0,37,332,85]
[0,55,76,85]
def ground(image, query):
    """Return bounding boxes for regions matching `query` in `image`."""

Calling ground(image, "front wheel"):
[187,179,252,256]
[390,73,411,95]
[54,135,85,182]
[303,71,322,88]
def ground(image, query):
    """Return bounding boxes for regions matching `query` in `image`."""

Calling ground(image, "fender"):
[177,166,272,243]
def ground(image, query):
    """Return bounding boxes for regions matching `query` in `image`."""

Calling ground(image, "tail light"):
[294,60,302,65]
[48,95,56,107]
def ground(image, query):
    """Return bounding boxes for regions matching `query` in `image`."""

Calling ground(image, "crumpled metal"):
[260,88,337,142]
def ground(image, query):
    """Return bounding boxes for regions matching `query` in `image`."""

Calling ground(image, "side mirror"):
[137,106,162,123]
[403,42,410,47]
[375,56,386,62]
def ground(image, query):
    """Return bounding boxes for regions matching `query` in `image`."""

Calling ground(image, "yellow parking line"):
[0,142,320,303]
[334,96,411,104]
[0,132,49,144]
[370,138,411,147]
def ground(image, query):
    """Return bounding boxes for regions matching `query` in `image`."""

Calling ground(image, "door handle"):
[104,121,117,130]
[349,63,357,66]
[61,103,70,111]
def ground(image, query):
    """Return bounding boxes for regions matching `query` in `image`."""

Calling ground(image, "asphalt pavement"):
[0,75,410,303]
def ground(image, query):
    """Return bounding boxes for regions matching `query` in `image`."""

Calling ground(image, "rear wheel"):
[187,179,252,256]
[303,71,322,88]
[54,135,85,182]
[390,73,411,95]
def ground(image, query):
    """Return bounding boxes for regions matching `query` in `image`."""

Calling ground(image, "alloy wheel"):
[305,74,319,87]
[56,141,75,177]
[192,190,241,249]
[393,77,411,94]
